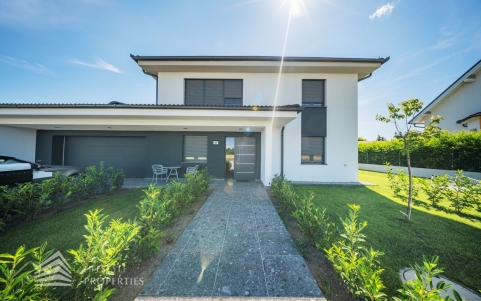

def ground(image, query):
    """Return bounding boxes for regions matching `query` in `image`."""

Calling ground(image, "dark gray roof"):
[456,111,481,124]
[130,54,390,64]
[0,103,303,112]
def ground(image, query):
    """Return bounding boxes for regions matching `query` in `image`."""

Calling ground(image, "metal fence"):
[358,150,481,172]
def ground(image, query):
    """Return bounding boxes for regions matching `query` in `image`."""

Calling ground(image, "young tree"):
[376,99,442,221]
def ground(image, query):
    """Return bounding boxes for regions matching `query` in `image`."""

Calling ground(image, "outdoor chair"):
[186,165,199,175]
[152,164,168,183]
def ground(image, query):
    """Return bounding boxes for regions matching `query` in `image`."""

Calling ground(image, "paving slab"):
[138,180,323,298]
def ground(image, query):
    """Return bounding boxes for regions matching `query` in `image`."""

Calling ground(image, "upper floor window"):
[185,79,243,106]
[302,79,325,106]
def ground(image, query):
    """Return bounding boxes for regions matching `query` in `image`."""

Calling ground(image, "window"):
[301,137,324,163]
[183,136,207,163]
[302,79,325,106]
[185,79,243,105]
[301,80,326,164]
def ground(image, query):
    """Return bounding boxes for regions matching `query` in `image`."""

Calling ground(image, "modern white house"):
[0,55,388,185]
[411,59,481,132]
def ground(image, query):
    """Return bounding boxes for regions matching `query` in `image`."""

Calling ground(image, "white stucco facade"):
[413,60,481,132]
[156,71,360,184]
[0,125,37,161]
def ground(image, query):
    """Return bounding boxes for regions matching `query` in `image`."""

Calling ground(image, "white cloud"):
[0,55,54,75]
[68,57,121,73]
[369,3,394,20]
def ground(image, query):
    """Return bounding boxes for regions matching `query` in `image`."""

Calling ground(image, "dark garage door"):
[64,136,147,178]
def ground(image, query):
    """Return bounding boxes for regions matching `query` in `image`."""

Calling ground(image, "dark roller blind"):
[185,80,204,105]
[302,80,325,105]
[205,80,223,105]
[301,137,324,155]
[224,80,243,98]
[301,107,326,136]
[184,136,207,162]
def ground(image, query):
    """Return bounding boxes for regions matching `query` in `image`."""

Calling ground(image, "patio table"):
[165,166,181,182]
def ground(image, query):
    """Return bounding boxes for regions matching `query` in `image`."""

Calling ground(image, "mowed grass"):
[0,189,145,255]
[296,170,481,297]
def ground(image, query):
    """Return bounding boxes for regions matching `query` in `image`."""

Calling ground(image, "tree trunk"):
[405,151,413,221]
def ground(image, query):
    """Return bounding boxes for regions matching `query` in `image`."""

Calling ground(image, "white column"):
[261,124,278,186]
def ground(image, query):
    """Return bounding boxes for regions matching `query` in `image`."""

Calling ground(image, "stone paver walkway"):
[136,180,324,299]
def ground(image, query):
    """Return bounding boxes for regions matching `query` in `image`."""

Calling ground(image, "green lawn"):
[296,170,481,297]
[0,189,145,255]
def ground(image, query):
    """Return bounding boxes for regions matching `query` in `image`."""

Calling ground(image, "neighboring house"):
[0,55,388,185]
[411,59,481,132]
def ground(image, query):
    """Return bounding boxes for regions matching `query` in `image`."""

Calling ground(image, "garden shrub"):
[420,175,450,207]
[359,131,481,172]
[0,243,59,301]
[133,185,170,260]
[291,193,335,250]
[68,210,140,300]
[133,168,212,261]
[392,256,462,301]
[325,204,387,301]
[448,170,481,213]
[386,164,420,203]
[0,162,125,231]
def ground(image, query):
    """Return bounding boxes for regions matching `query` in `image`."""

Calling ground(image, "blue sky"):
[0,0,480,140]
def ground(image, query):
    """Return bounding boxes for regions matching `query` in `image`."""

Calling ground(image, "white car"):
[0,156,84,186]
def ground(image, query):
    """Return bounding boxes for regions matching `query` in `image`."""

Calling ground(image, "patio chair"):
[186,165,200,175]
[152,164,168,184]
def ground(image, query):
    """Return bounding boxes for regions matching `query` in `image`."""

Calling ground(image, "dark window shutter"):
[301,107,326,136]
[185,80,204,105]
[204,80,223,105]
[302,80,325,105]
[224,80,243,99]
[301,137,324,155]
[184,136,208,162]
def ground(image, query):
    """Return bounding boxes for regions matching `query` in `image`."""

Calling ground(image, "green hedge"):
[358,131,481,172]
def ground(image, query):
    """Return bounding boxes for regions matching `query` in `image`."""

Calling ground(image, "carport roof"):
[0,103,302,112]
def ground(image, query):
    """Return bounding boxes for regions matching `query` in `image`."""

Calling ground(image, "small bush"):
[68,210,140,300]
[291,193,335,250]
[325,204,386,301]
[420,174,450,207]
[386,164,420,203]
[448,170,481,213]
[392,256,462,301]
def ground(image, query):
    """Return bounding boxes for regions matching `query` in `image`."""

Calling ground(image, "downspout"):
[156,77,158,104]
[281,126,285,178]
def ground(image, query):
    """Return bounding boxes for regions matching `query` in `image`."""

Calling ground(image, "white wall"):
[283,74,359,182]
[0,125,37,161]
[427,69,481,131]
[157,72,307,106]
[359,163,481,180]
[158,71,360,184]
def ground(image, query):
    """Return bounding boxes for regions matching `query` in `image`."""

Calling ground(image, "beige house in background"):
[411,59,481,132]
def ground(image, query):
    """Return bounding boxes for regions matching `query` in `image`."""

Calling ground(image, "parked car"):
[0,156,84,186]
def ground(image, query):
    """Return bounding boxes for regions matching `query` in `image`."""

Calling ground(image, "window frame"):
[301,79,326,165]
[301,136,326,164]
[183,135,208,163]
[184,79,243,106]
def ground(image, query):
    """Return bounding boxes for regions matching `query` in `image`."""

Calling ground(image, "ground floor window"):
[301,136,325,164]
[183,135,207,163]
